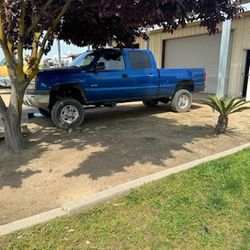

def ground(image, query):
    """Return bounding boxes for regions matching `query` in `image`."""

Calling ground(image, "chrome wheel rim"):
[60,105,79,124]
[178,94,189,109]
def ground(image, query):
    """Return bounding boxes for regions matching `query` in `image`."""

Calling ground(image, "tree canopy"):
[60,0,243,48]
[0,0,244,57]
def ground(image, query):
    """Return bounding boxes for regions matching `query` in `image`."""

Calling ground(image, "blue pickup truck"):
[24,48,206,128]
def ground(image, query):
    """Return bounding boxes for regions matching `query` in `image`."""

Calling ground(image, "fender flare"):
[175,80,194,92]
[49,83,88,107]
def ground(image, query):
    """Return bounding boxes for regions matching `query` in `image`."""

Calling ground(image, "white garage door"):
[164,33,233,94]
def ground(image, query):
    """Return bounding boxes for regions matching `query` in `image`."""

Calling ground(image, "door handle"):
[90,84,98,87]
[148,74,155,77]
[121,74,128,79]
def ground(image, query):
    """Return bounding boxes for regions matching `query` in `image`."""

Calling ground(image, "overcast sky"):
[1,3,250,61]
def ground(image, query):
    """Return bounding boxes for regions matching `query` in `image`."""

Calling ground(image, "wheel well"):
[49,85,86,109]
[176,80,194,93]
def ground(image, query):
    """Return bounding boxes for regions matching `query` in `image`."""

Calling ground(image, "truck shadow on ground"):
[0,103,227,189]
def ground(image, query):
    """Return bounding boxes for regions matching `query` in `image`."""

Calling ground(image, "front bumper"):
[24,90,50,110]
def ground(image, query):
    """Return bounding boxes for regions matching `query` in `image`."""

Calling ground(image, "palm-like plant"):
[203,96,250,134]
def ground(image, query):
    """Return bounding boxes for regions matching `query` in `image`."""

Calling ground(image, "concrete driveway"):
[0,95,250,225]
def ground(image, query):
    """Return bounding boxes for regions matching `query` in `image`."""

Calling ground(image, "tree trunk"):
[1,82,26,152]
[215,114,229,134]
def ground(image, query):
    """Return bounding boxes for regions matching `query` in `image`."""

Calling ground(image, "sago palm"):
[203,96,250,134]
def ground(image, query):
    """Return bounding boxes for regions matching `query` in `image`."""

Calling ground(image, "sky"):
[0,40,87,62]
[0,3,250,62]
[44,41,88,59]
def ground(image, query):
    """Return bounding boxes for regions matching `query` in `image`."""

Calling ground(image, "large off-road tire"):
[171,89,192,113]
[38,108,51,118]
[143,99,159,108]
[51,98,85,129]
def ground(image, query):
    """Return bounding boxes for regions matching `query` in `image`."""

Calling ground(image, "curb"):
[0,209,66,236]
[1,142,250,236]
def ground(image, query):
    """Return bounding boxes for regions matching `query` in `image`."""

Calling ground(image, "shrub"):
[203,96,250,134]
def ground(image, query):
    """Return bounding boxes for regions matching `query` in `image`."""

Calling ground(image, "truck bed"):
[158,68,206,97]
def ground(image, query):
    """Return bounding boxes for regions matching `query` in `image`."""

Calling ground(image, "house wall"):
[229,14,250,96]
[135,12,250,96]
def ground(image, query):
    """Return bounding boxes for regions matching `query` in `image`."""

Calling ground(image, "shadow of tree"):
[0,169,42,189]
[63,113,214,180]
[0,103,217,189]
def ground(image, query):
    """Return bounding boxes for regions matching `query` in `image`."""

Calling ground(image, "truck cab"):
[24,48,206,128]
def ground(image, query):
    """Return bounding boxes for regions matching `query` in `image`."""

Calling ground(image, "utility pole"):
[146,28,150,50]
[216,20,231,98]
[57,39,62,67]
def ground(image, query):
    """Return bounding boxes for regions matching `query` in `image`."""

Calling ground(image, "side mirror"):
[96,62,105,71]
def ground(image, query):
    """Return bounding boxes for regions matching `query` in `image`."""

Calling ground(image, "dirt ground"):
[0,92,250,225]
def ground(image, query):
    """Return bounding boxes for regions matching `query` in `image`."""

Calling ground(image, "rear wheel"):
[171,89,192,113]
[143,99,159,108]
[51,98,85,129]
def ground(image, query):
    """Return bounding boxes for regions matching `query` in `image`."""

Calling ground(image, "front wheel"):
[51,98,85,129]
[171,89,192,113]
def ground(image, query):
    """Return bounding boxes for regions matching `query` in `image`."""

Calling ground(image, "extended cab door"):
[85,50,133,102]
[126,51,159,98]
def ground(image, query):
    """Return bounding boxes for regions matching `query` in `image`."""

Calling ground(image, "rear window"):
[128,52,152,70]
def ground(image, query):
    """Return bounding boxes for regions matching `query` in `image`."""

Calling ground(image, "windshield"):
[70,52,96,68]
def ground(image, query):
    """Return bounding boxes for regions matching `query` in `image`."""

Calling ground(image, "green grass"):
[1,149,250,250]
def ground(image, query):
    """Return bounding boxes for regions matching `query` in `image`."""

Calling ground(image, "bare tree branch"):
[33,0,72,74]
[31,31,41,63]
[17,0,26,73]
[7,40,14,58]
[0,16,17,71]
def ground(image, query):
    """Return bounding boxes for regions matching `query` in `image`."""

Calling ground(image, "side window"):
[128,52,152,70]
[97,51,125,71]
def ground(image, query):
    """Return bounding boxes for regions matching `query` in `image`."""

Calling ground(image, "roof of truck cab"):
[86,48,149,53]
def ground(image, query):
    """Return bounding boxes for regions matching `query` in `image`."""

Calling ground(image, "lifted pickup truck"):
[24,48,206,128]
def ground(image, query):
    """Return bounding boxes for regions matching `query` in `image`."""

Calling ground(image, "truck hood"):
[36,67,86,90]
[40,66,83,75]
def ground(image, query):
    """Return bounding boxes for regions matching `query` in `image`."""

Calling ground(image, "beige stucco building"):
[135,11,250,98]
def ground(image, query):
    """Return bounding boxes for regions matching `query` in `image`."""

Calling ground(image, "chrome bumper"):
[24,90,50,110]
